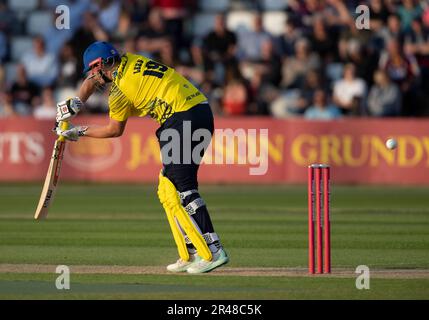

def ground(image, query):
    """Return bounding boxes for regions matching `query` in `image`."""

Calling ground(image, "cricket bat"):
[34,121,69,220]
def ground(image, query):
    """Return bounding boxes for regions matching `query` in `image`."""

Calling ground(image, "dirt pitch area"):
[1,264,428,279]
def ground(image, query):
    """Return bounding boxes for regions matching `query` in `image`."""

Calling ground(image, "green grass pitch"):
[0,183,428,299]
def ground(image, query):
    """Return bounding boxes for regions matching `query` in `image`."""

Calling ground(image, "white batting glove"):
[56,97,83,122]
[55,123,88,142]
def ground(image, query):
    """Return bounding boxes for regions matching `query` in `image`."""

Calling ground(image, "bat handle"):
[57,121,69,142]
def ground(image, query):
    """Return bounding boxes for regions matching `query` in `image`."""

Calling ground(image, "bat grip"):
[57,121,69,142]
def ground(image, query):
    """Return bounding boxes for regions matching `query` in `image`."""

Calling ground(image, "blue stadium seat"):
[261,0,288,11]
[199,0,230,12]
[27,11,54,36]
[4,62,17,86]
[8,0,38,11]
[10,37,34,62]
[192,13,217,37]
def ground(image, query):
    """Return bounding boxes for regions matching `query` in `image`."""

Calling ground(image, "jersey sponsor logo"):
[148,97,173,122]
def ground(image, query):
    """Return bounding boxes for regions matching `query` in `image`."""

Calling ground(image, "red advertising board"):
[1,117,429,184]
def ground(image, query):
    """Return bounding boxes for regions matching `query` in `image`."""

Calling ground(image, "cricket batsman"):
[55,41,229,273]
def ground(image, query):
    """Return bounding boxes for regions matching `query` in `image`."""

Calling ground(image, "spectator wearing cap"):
[20,36,59,88]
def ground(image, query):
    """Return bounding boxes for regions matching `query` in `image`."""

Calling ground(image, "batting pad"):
[158,172,212,261]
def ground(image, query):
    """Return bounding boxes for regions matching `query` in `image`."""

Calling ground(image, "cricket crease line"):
[0,264,428,278]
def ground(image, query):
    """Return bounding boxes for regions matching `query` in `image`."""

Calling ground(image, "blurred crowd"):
[1,0,429,120]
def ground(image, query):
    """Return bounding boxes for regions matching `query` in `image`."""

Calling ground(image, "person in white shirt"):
[33,87,57,120]
[333,63,366,115]
[21,36,59,88]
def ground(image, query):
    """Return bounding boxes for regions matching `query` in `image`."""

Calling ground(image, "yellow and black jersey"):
[108,53,207,124]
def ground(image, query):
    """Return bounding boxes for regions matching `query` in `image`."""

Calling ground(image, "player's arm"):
[56,77,98,122]
[56,118,127,141]
[83,118,127,138]
[78,77,98,102]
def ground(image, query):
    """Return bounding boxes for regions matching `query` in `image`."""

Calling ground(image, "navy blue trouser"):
[156,103,215,236]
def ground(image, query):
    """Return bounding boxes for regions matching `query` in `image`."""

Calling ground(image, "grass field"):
[0,183,428,299]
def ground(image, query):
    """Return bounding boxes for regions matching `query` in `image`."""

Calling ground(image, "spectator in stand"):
[276,18,302,57]
[347,39,380,86]
[152,0,191,51]
[57,43,80,89]
[308,16,337,63]
[378,14,405,47]
[404,17,429,91]
[43,0,92,56]
[0,92,15,118]
[242,39,282,115]
[69,11,108,69]
[199,14,237,85]
[323,0,353,28]
[0,0,19,35]
[397,0,423,33]
[333,63,366,115]
[136,8,171,58]
[280,38,320,89]
[367,69,401,116]
[96,0,121,33]
[33,87,57,120]
[20,36,59,88]
[369,0,391,27]
[222,69,250,116]
[0,31,6,62]
[379,38,420,115]
[236,14,272,62]
[9,65,39,116]
[112,5,137,42]
[298,69,323,111]
[304,89,342,120]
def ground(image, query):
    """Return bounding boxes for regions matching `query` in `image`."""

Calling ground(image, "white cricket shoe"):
[166,254,201,273]
[186,248,229,274]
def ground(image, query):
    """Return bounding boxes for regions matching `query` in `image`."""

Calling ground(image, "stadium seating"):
[27,11,54,36]
[10,37,33,62]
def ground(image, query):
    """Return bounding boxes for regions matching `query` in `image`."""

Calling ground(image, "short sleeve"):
[109,82,131,121]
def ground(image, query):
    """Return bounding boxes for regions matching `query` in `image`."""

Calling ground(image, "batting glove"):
[55,123,88,142]
[56,97,83,122]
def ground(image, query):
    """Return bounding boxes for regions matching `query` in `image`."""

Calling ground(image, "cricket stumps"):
[308,164,331,274]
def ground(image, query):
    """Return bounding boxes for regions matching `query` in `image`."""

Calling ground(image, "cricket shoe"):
[186,248,229,274]
[166,254,201,273]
